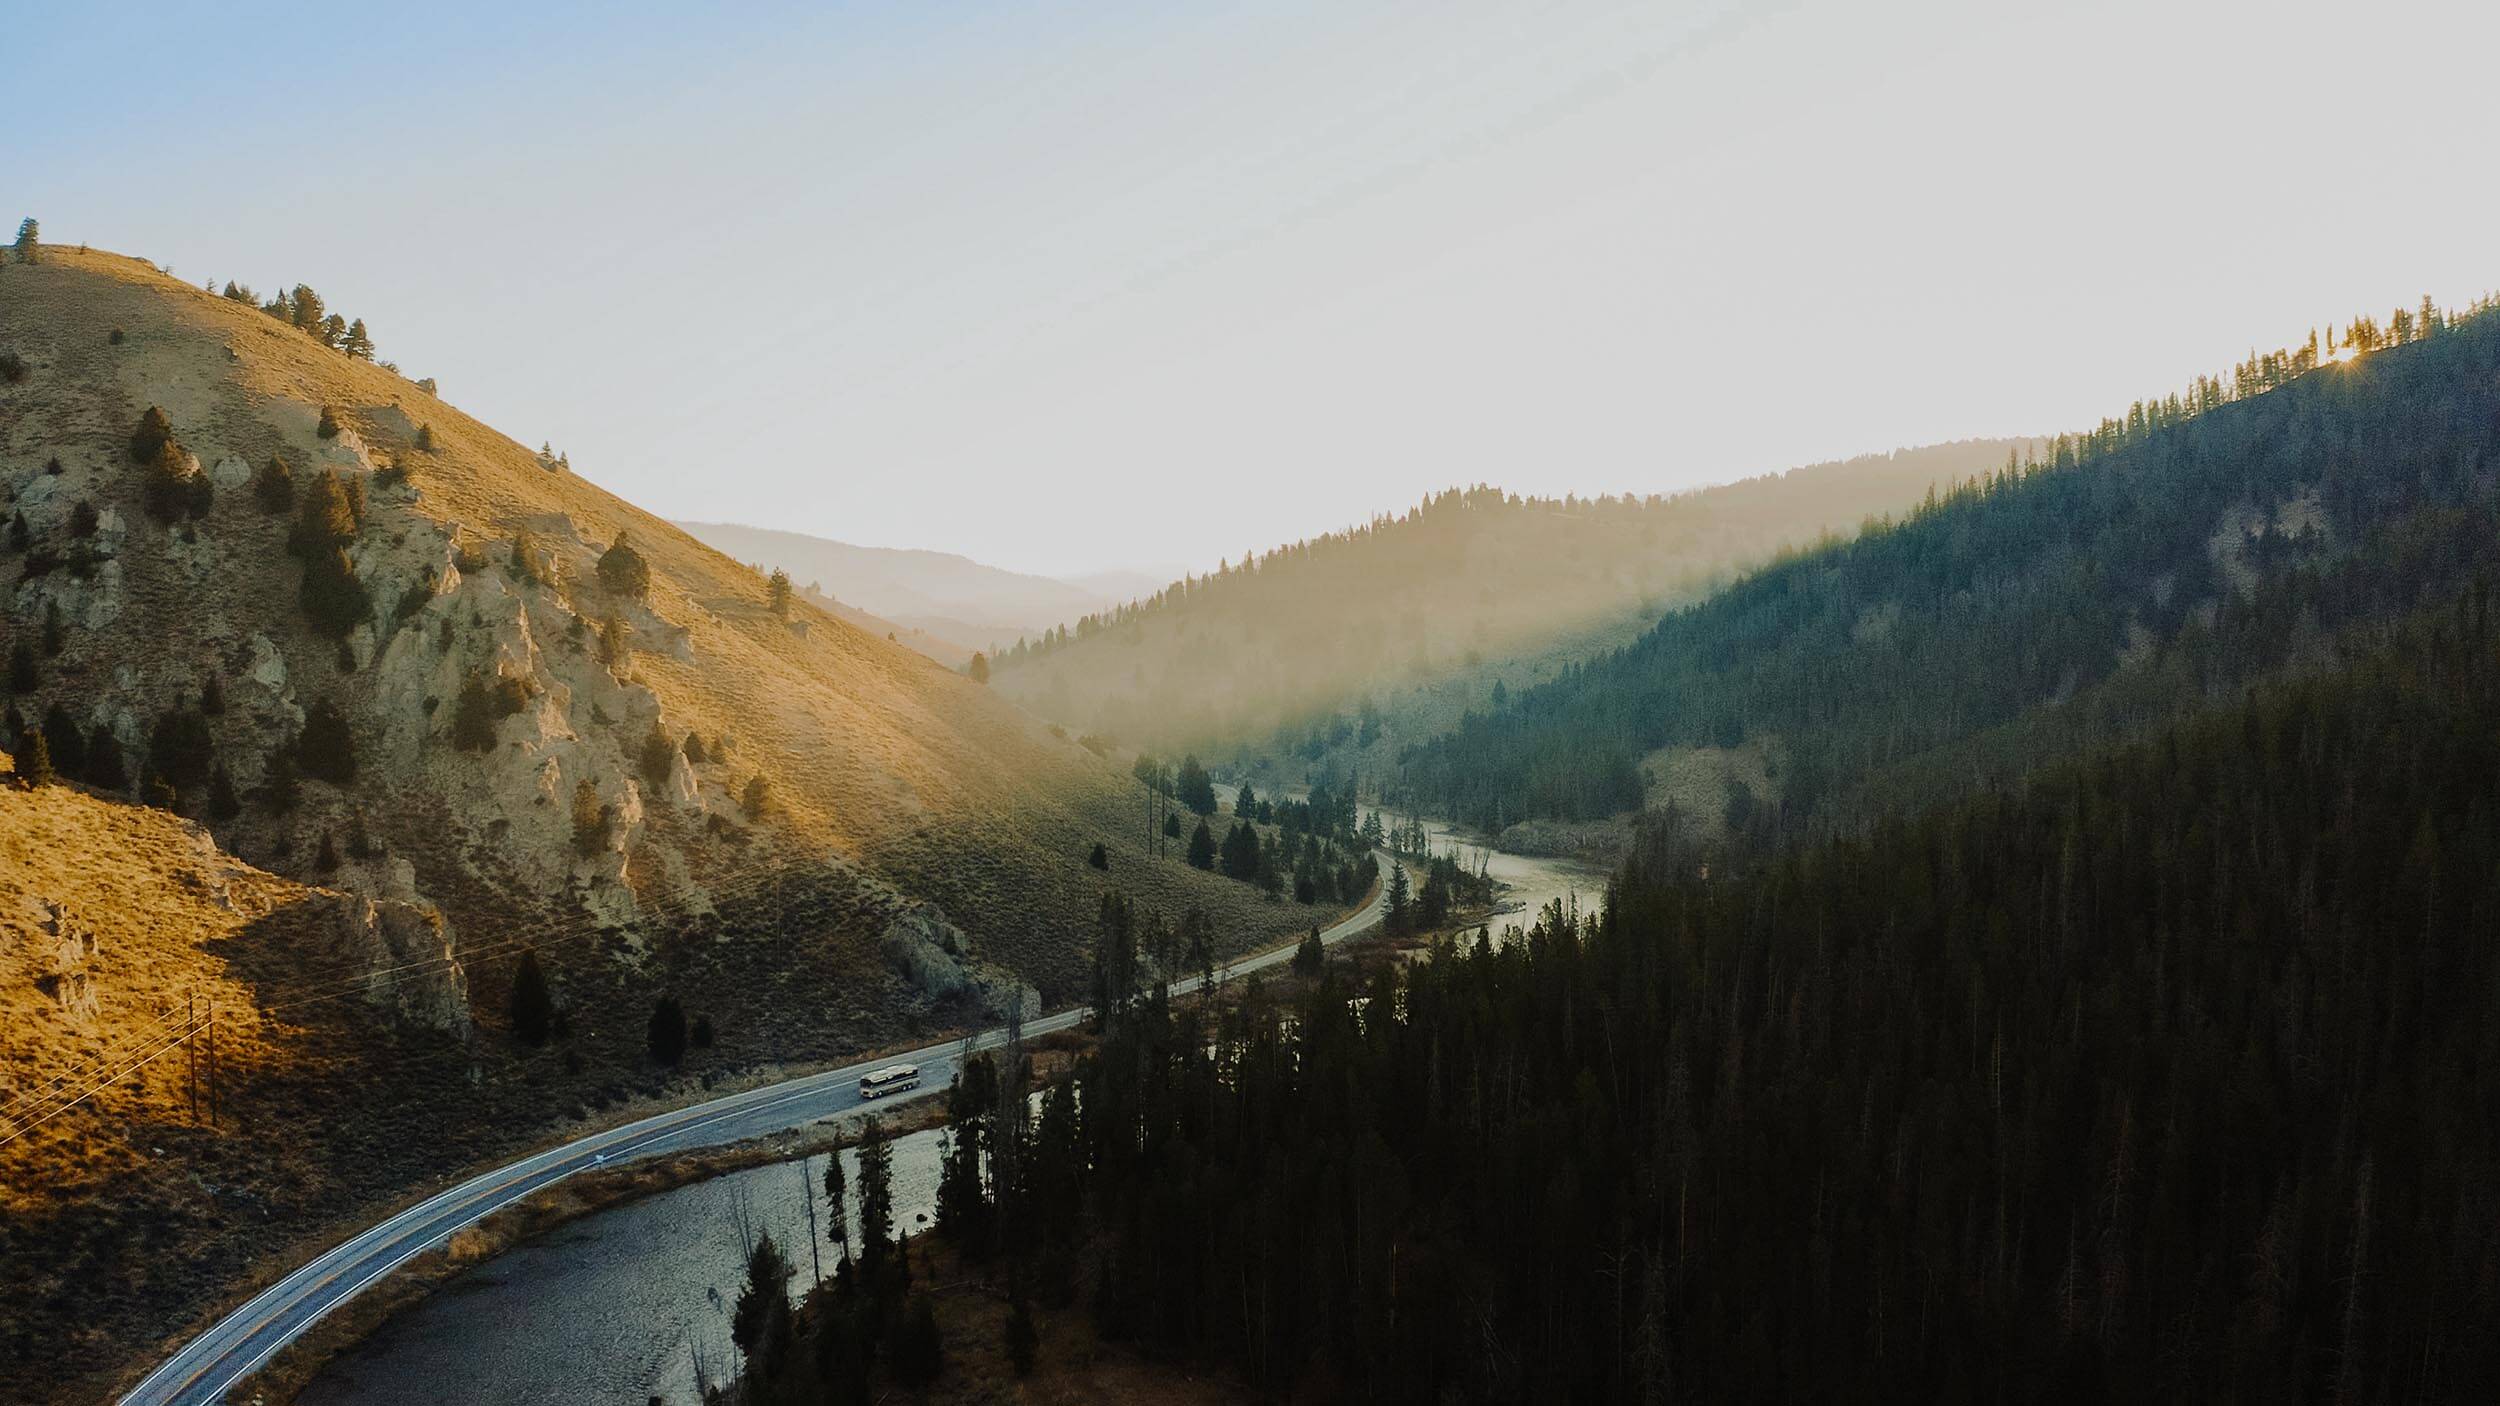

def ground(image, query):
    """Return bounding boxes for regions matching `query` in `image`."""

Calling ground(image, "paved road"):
[122,863,1391,1406]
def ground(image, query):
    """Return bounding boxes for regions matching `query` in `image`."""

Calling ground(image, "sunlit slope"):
[989,442,2036,774]
[1400,292,2500,846]
[0,248,1310,994]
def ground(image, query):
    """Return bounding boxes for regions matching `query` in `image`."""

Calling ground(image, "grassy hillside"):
[988,441,2037,782]
[1404,293,2500,847]
[0,246,1343,1401]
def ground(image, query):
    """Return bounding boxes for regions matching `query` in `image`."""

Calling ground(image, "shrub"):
[449,676,499,752]
[289,468,361,554]
[316,405,341,439]
[0,351,26,384]
[638,720,677,794]
[108,327,125,346]
[647,995,688,1066]
[742,774,772,819]
[128,406,174,465]
[145,774,178,811]
[207,763,241,821]
[415,423,437,452]
[1005,1300,1039,1378]
[148,705,215,796]
[510,950,554,1045]
[261,747,299,812]
[200,672,225,715]
[300,545,370,637]
[596,536,650,599]
[509,529,541,585]
[967,651,990,684]
[314,830,340,871]
[890,1295,943,1387]
[681,730,707,764]
[570,778,611,855]
[252,455,296,513]
[39,705,84,778]
[598,615,630,671]
[1088,841,1109,870]
[140,442,198,523]
[67,500,98,538]
[297,699,357,785]
[345,809,375,860]
[85,729,128,792]
[374,459,408,489]
[6,641,36,694]
[15,729,53,787]
[690,1013,715,1048]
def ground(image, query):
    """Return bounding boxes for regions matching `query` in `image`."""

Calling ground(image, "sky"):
[11,0,2498,577]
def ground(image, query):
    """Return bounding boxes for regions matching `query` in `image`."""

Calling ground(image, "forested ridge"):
[1403,296,2500,840]
[988,440,2035,776]
[828,594,2500,1401]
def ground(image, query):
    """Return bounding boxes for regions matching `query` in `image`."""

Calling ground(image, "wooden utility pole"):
[205,1000,218,1129]
[185,991,199,1124]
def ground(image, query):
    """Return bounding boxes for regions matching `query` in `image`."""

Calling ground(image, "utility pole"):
[186,991,199,1124]
[205,1000,219,1129]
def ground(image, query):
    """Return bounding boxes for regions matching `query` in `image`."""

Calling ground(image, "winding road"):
[121,863,1393,1406]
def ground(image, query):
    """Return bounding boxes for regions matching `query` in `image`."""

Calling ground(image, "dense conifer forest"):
[1403,297,2500,842]
[806,595,2500,1401]
[711,293,2500,1403]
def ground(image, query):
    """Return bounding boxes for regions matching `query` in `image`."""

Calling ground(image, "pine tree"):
[1005,1298,1039,1377]
[647,994,689,1065]
[730,1233,795,1381]
[823,1140,851,1265]
[298,700,358,785]
[128,405,174,465]
[16,729,53,786]
[890,1294,943,1387]
[742,774,772,818]
[856,1117,895,1275]
[14,217,38,263]
[1177,754,1218,815]
[449,676,499,752]
[7,641,37,694]
[968,651,990,684]
[767,567,792,618]
[1292,925,1324,976]
[509,949,554,1045]
[1384,860,1411,933]
[261,745,299,813]
[570,778,610,855]
[207,763,241,821]
[39,705,84,779]
[596,535,650,599]
[638,719,676,794]
[85,729,128,792]
[342,318,374,360]
[1088,841,1110,870]
[1187,818,1216,870]
[252,455,296,513]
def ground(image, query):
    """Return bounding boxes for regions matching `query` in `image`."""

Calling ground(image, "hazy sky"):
[13,1,2497,577]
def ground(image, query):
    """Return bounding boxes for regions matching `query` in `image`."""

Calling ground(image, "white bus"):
[858,1064,922,1099]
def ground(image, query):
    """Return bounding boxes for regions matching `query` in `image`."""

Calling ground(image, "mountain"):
[988,440,2041,779]
[674,521,1125,652]
[784,295,2500,1404]
[1403,293,2500,852]
[0,246,1335,1400]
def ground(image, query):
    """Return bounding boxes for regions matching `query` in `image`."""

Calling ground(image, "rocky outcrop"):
[311,881,471,1036]
[879,901,1040,1021]
[31,900,102,1022]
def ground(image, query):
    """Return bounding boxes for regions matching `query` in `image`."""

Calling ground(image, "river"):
[296,1129,947,1406]
[299,802,1606,1404]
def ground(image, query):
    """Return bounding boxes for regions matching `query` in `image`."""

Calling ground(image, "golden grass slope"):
[0,247,1320,995]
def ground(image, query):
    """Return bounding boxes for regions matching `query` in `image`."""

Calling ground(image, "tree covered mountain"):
[852,297,2500,1398]
[990,439,2040,777]
[1401,294,2500,845]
